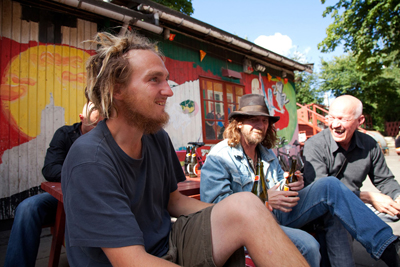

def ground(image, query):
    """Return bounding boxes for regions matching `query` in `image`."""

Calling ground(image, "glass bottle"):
[251,160,269,208]
[288,158,298,184]
[184,145,191,175]
[189,146,198,178]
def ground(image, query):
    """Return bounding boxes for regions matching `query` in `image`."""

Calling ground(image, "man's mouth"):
[333,129,345,135]
[155,101,166,106]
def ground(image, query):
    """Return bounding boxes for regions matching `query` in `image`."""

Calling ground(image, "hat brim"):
[228,111,280,123]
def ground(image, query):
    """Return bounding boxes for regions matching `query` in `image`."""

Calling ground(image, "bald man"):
[304,95,400,221]
[5,103,100,267]
[303,95,400,266]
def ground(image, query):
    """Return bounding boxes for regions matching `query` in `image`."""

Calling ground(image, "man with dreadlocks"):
[61,31,309,267]
[200,94,400,267]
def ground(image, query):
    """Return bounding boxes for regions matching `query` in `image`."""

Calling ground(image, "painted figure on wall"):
[253,74,298,144]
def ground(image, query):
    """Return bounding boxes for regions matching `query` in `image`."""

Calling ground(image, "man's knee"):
[14,193,54,218]
[312,176,343,190]
[215,192,272,222]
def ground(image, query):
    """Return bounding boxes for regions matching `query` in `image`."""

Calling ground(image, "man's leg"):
[4,193,58,267]
[210,192,309,267]
[323,214,355,267]
[280,225,321,267]
[274,177,397,260]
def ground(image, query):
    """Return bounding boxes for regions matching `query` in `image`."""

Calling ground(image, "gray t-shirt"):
[61,120,185,266]
[303,128,400,200]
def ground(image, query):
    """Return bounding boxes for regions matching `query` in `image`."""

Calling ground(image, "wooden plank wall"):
[0,0,97,219]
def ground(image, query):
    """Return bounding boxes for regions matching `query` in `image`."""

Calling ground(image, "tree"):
[318,0,400,74]
[290,51,324,105]
[153,0,194,15]
[294,71,323,105]
[319,54,400,131]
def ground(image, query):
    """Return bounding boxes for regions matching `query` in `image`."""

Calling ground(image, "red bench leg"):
[48,201,65,267]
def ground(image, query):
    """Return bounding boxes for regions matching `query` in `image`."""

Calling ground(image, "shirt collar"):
[231,142,275,162]
[328,129,364,152]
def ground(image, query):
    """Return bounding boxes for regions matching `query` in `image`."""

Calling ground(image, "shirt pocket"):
[232,172,253,191]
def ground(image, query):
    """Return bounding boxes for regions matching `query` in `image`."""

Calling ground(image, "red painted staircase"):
[297,103,329,142]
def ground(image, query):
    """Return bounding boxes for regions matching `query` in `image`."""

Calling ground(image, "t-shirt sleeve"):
[63,162,144,248]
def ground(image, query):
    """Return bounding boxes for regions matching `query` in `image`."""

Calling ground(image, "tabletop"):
[41,175,201,202]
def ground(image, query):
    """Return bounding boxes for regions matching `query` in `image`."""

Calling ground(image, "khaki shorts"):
[163,206,245,267]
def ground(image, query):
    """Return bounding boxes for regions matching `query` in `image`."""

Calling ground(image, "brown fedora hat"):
[228,94,280,123]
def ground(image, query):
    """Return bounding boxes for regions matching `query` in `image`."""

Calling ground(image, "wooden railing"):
[297,103,329,136]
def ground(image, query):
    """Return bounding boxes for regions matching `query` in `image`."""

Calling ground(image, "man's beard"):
[120,94,170,134]
[242,130,265,145]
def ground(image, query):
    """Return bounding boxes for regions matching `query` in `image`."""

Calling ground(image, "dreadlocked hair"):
[223,116,279,149]
[85,31,163,119]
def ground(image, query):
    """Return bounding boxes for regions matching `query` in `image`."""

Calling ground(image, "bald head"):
[330,95,363,119]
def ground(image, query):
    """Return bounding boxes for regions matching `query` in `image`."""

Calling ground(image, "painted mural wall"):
[161,40,299,152]
[0,0,299,219]
[0,0,97,219]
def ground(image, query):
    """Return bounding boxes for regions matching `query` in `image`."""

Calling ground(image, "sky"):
[191,0,345,72]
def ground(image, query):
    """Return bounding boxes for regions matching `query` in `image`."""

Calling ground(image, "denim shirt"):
[200,139,285,204]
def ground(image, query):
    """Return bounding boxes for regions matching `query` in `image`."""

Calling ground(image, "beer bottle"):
[259,161,269,208]
[283,172,290,191]
[251,160,269,208]
[184,145,191,175]
[288,158,298,184]
[251,172,260,196]
[189,146,198,178]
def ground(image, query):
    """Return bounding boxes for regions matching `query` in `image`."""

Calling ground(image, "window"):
[200,77,244,143]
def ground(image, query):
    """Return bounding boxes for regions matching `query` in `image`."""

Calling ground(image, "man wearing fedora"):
[200,94,400,267]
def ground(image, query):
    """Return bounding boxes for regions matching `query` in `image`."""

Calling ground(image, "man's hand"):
[288,170,304,191]
[268,184,299,213]
[361,191,400,217]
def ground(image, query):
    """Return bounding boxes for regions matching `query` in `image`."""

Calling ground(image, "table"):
[40,176,200,267]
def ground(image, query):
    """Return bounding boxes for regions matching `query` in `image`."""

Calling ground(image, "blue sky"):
[191,0,345,72]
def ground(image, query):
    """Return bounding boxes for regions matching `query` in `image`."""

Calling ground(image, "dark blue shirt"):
[61,120,185,266]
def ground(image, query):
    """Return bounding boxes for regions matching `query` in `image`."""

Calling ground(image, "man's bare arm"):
[360,191,400,217]
[168,190,213,218]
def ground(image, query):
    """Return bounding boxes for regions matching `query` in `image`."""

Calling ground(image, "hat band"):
[239,105,269,114]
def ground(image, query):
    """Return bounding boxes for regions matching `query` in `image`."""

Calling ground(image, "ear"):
[79,114,84,122]
[238,122,242,129]
[113,84,124,100]
[358,115,365,126]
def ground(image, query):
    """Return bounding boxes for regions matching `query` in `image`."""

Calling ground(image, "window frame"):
[199,77,245,144]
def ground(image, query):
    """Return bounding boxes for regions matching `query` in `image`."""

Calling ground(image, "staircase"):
[297,103,329,141]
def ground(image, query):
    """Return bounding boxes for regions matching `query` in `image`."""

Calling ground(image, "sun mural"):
[0,38,93,160]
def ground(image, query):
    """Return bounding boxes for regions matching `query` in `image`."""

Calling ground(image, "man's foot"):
[380,237,400,267]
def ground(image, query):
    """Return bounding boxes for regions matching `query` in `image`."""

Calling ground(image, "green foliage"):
[153,0,194,15]
[294,71,324,105]
[319,0,400,74]
[319,54,400,131]
[290,52,323,105]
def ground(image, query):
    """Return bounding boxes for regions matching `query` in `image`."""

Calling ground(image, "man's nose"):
[161,81,173,97]
[331,119,341,127]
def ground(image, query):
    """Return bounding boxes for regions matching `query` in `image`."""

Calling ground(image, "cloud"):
[292,50,308,64]
[254,33,295,56]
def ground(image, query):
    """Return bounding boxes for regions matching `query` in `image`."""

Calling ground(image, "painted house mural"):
[0,0,312,219]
